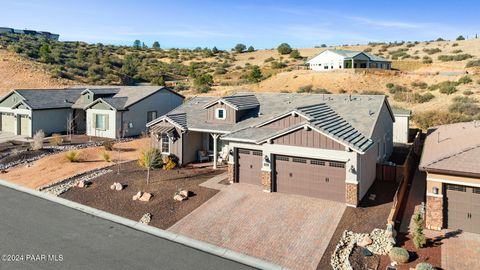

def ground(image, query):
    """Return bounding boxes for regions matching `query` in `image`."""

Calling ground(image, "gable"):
[12,102,30,110]
[352,53,370,61]
[0,92,22,108]
[308,50,345,64]
[262,114,306,129]
[206,103,236,124]
[91,101,114,110]
[271,127,345,151]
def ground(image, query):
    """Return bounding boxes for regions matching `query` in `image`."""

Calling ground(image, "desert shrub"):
[422,56,433,64]
[163,156,177,170]
[289,49,302,59]
[389,247,409,264]
[452,96,477,103]
[386,83,395,89]
[393,92,434,103]
[414,93,435,103]
[277,43,292,55]
[413,110,470,129]
[313,88,331,94]
[247,65,263,83]
[411,81,428,89]
[411,212,427,248]
[451,49,463,54]
[438,54,473,62]
[361,90,384,95]
[264,57,275,63]
[66,150,79,162]
[463,90,474,95]
[466,60,480,67]
[458,75,472,84]
[49,133,63,146]
[31,130,45,151]
[174,83,189,91]
[297,85,313,93]
[423,48,441,55]
[101,151,111,162]
[449,101,480,116]
[271,61,287,69]
[452,42,458,47]
[429,81,458,95]
[103,140,115,151]
[456,35,465,40]
[439,85,457,94]
[388,84,408,94]
[415,262,434,270]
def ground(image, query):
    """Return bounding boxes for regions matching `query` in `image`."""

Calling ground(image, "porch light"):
[348,165,356,174]
[264,155,270,163]
[432,187,439,195]
[229,149,233,156]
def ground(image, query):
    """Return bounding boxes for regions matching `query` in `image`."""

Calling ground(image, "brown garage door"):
[236,149,262,186]
[274,155,346,202]
[445,184,480,233]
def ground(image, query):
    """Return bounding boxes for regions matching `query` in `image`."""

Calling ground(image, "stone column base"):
[227,163,235,183]
[345,183,358,207]
[261,171,272,192]
[426,195,443,230]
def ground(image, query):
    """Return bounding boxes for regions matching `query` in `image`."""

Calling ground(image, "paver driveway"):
[441,230,480,270]
[168,184,346,270]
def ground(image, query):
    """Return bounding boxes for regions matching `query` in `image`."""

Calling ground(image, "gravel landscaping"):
[60,161,224,229]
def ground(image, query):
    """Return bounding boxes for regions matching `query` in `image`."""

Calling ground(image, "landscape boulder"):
[174,194,187,201]
[132,191,142,201]
[139,213,152,224]
[110,182,123,191]
[358,235,373,247]
[139,192,152,202]
[179,190,189,198]
[77,180,90,188]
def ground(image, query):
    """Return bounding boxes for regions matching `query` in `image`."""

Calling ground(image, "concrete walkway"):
[399,168,426,233]
[199,172,229,190]
[169,183,346,270]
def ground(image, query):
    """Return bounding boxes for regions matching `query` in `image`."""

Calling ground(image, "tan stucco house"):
[420,121,480,233]
[0,86,184,138]
[147,93,395,206]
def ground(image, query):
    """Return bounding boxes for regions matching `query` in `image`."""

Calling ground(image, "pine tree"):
[152,41,160,49]
[412,212,427,248]
[133,40,141,49]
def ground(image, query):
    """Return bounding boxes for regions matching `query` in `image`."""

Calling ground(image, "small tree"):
[39,44,52,63]
[212,46,219,54]
[456,35,465,41]
[277,43,292,54]
[138,148,163,185]
[248,65,263,83]
[133,40,142,49]
[412,212,427,249]
[289,49,301,59]
[152,41,160,49]
[234,43,247,53]
[247,46,255,52]
[31,130,45,151]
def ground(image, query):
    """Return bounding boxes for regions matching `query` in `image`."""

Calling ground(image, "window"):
[147,111,157,122]
[329,162,345,168]
[215,108,226,120]
[324,65,329,69]
[95,114,108,130]
[161,133,170,153]
[292,158,307,163]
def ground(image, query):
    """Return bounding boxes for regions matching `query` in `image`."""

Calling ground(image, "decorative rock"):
[179,190,189,197]
[77,180,89,188]
[40,169,112,196]
[114,183,123,191]
[174,194,186,201]
[110,184,115,190]
[139,213,152,224]
[139,192,152,202]
[132,191,142,201]
[357,235,373,247]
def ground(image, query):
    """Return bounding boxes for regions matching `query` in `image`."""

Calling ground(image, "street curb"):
[0,179,286,270]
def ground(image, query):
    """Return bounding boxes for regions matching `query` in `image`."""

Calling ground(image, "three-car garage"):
[235,148,347,202]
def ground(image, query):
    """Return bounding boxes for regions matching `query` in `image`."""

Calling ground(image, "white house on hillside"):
[307,49,391,71]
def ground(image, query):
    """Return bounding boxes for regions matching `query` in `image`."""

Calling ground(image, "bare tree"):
[138,148,163,185]
[66,113,78,141]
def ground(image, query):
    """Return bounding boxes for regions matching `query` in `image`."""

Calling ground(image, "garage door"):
[236,149,262,186]
[18,115,30,136]
[274,155,346,201]
[445,184,480,233]
[1,113,15,133]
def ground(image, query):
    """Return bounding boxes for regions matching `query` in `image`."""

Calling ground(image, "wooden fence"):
[387,130,422,226]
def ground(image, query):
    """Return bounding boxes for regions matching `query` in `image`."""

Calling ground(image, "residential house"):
[306,50,391,71]
[420,121,480,233]
[0,86,184,138]
[392,107,411,144]
[147,93,394,206]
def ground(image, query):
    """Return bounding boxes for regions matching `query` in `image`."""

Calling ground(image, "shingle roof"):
[392,107,411,116]
[308,49,390,63]
[14,89,83,109]
[420,121,480,176]
[151,92,390,152]
[204,94,260,110]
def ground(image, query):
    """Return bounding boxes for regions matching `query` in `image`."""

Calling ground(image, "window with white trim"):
[161,133,170,153]
[95,114,108,130]
[147,111,157,122]
[215,108,226,120]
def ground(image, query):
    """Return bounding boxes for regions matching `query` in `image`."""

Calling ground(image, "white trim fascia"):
[203,98,238,111]
[215,108,226,120]
[10,100,32,110]
[427,177,480,188]
[426,192,443,198]
[147,116,185,132]
[345,179,359,185]
[83,98,117,111]
[188,128,230,134]
[346,203,357,208]
[255,110,310,128]
[222,137,256,143]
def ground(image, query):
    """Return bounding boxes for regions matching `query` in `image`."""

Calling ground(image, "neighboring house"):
[0,27,59,40]
[392,107,411,144]
[82,86,184,139]
[147,93,394,206]
[0,88,83,137]
[420,121,480,233]
[0,86,184,138]
[306,49,391,71]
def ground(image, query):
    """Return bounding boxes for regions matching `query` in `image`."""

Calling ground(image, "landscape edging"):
[0,179,285,270]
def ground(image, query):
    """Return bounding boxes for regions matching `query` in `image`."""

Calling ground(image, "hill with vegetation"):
[1,33,480,129]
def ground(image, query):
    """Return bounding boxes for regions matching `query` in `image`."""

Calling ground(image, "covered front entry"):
[445,183,480,233]
[274,155,346,202]
[236,148,262,186]
[0,113,15,133]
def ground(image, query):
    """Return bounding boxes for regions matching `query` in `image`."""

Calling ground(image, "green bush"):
[439,85,457,94]
[438,54,473,62]
[411,81,428,89]
[277,43,292,55]
[423,48,441,55]
[389,247,409,264]
[449,101,480,116]
[458,75,472,84]
[422,56,433,64]
[412,212,427,248]
[386,83,395,89]
[429,81,459,95]
[463,90,474,95]
[289,49,302,59]
[415,263,434,270]
[413,110,471,130]
[466,60,480,67]
[66,151,79,162]
[264,57,275,63]
[388,84,408,94]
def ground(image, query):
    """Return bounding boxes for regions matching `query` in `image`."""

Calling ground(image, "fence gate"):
[376,163,397,181]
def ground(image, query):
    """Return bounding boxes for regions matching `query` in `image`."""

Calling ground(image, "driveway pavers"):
[168,183,346,270]
[441,230,480,270]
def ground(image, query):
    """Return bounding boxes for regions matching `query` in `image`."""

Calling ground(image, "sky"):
[1,0,479,49]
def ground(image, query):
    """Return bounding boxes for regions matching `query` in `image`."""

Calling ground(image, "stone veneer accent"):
[345,183,358,206]
[426,195,443,230]
[227,163,235,183]
[261,171,272,191]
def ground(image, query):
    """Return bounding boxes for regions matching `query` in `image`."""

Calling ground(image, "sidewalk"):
[399,168,426,233]
[199,172,229,190]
